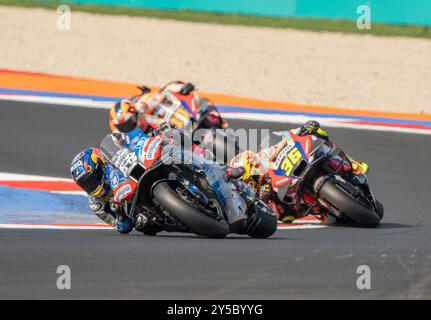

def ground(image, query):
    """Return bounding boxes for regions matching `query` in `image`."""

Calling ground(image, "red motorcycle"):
[235,129,384,227]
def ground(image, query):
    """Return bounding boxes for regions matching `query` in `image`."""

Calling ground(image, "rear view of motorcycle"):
[308,145,383,227]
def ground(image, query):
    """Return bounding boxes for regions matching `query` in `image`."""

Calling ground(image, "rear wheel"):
[152,182,229,238]
[318,179,381,228]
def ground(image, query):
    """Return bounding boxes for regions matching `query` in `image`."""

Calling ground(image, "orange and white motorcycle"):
[132,81,228,132]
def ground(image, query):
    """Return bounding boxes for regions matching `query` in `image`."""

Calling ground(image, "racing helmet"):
[110,99,139,133]
[70,148,107,196]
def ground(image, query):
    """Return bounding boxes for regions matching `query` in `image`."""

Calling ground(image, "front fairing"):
[259,131,310,180]
[259,131,328,202]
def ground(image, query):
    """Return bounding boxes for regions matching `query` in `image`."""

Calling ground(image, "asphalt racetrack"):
[1,100,431,299]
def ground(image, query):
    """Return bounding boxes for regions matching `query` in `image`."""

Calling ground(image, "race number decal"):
[279,147,302,176]
[113,148,138,175]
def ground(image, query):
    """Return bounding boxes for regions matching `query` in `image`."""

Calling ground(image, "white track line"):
[51,191,86,195]
[1,94,429,135]
[0,94,111,109]
[0,172,72,181]
[223,113,431,135]
[0,223,325,231]
[0,223,112,230]
[277,224,327,230]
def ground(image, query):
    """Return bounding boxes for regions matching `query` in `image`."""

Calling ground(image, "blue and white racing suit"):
[87,164,136,233]
[88,129,153,234]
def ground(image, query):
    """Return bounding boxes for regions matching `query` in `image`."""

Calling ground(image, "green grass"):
[1,0,431,39]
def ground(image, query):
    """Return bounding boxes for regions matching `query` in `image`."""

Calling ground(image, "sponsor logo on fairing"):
[114,184,132,203]
[114,149,138,175]
[146,136,162,160]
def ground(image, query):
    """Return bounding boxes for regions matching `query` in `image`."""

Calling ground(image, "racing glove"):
[300,120,328,139]
[116,215,134,234]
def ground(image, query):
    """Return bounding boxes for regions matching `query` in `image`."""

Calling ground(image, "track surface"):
[1,100,431,299]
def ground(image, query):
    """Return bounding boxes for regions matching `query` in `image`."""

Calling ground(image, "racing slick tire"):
[246,201,278,238]
[152,182,229,238]
[375,199,384,220]
[318,179,381,228]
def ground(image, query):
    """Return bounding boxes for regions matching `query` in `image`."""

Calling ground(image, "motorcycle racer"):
[109,99,155,134]
[109,81,228,134]
[71,123,224,235]
[230,120,369,223]
[70,147,139,233]
[71,123,273,236]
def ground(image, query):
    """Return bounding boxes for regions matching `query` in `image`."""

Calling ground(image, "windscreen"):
[99,133,125,162]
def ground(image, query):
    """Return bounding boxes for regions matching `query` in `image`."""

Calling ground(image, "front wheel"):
[246,201,278,238]
[152,182,229,238]
[318,179,381,228]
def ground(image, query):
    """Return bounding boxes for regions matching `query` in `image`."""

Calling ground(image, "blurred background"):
[0,0,430,114]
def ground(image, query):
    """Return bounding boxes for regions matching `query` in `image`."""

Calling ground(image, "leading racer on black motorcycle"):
[71,124,276,237]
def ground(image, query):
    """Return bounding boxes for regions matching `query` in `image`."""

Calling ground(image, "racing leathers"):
[87,164,138,233]
[87,127,190,235]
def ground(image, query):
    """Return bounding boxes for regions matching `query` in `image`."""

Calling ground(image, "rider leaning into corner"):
[70,125,256,235]
[229,120,370,224]
[109,80,228,134]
